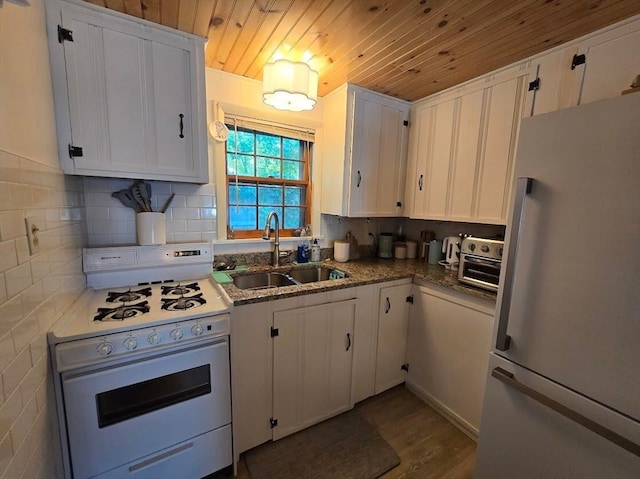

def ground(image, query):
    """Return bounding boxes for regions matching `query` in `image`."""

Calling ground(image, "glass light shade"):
[263,59,318,112]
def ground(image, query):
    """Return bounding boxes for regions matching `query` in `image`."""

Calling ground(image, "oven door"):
[459,254,502,291]
[61,337,231,479]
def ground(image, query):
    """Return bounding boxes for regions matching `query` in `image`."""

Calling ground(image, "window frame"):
[225,124,313,239]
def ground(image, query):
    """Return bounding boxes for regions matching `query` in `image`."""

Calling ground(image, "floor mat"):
[244,409,400,479]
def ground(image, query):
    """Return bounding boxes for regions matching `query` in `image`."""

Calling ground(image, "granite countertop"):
[218,258,497,306]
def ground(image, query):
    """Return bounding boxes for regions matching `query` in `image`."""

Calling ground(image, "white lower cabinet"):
[374,282,412,394]
[231,288,358,464]
[272,300,355,440]
[405,284,495,438]
[230,280,413,464]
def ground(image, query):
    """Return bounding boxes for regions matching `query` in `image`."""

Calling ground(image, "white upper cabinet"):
[528,16,640,116]
[45,0,208,183]
[574,22,640,105]
[406,67,530,225]
[321,84,410,217]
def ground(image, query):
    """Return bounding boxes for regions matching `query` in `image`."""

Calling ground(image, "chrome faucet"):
[263,211,285,266]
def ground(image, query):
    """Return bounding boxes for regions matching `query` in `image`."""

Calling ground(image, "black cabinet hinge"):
[58,26,73,43]
[406,295,414,304]
[401,363,409,372]
[403,120,409,127]
[270,326,279,338]
[270,418,278,428]
[528,78,540,91]
[68,145,83,158]
[571,53,586,70]
[396,201,402,207]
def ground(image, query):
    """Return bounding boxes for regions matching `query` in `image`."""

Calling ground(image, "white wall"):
[0,1,86,478]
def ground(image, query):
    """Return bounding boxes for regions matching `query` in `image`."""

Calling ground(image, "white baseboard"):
[404,381,479,442]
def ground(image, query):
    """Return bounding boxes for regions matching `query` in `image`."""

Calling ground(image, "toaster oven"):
[458,238,504,292]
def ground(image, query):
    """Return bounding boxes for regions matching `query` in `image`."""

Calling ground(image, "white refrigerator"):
[474,93,640,478]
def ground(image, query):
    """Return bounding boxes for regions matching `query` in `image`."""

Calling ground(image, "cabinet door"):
[272,300,355,440]
[406,286,494,434]
[576,26,640,105]
[349,92,408,217]
[349,95,383,215]
[529,46,580,116]
[413,99,456,219]
[448,89,484,220]
[230,303,272,458]
[375,283,412,394]
[151,41,195,176]
[409,103,435,219]
[61,8,146,174]
[475,75,526,223]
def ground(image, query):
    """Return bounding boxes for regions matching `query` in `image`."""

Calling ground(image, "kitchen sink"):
[233,272,297,290]
[287,266,335,284]
[232,267,348,290]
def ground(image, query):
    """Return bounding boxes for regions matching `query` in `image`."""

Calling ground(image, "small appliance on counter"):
[439,235,463,270]
[457,237,503,292]
[378,232,394,258]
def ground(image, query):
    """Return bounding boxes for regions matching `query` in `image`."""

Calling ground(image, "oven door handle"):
[496,177,532,352]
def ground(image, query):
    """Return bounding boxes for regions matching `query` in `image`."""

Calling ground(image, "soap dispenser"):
[311,238,321,262]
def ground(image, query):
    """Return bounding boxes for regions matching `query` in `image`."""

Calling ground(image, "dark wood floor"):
[234,385,476,479]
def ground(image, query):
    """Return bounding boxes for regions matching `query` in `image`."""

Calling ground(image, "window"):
[226,119,313,238]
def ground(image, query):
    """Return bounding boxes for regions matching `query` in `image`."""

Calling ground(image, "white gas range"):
[49,242,234,479]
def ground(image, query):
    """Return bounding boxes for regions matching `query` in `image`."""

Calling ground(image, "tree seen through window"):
[226,125,311,237]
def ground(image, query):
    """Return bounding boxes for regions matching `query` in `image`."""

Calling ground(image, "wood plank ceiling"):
[83,0,640,102]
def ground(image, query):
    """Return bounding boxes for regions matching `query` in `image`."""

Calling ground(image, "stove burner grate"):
[94,301,150,321]
[106,287,152,303]
[161,293,207,311]
[161,282,201,296]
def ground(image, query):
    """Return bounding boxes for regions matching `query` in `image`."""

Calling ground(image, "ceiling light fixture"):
[262,59,318,112]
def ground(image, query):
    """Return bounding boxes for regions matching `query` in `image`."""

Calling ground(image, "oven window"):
[464,260,501,285]
[96,365,211,428]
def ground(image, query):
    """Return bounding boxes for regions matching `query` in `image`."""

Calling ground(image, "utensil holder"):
[136,212,166,245]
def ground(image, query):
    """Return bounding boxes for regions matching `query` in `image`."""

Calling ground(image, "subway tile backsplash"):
[83,178,218,246]
[0,148,85,479]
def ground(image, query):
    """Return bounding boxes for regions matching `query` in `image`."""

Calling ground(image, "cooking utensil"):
[144,182,152,210]
[136,181,152,212]
[129,183,150,212]
[160,193,175,213]
[111,190,141,212]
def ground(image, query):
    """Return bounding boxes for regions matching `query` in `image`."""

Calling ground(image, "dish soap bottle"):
[311,238,321,262]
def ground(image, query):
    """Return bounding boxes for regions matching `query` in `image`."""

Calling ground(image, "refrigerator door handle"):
[491,367,640,458]
[495,177,532,351]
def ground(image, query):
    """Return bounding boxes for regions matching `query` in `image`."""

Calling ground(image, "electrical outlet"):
[25,218,40,255]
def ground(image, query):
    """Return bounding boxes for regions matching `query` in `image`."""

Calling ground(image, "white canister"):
[136,212,166,245]
[333,240,350,262]
[394,243,407,259]
[406,240,418,259]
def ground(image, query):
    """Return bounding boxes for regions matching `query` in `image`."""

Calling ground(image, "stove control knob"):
[191,324,204,336]
[123,337,138,350]
[97,342,113,357]
[170,328,183,341]
[468,243,476,251]
[147,332,161,345]
[481,245,490,253]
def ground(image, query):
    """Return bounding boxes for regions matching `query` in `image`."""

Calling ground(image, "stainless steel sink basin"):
[232,267,348,290]
[233,272,297,290]
[287,266,336,284]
